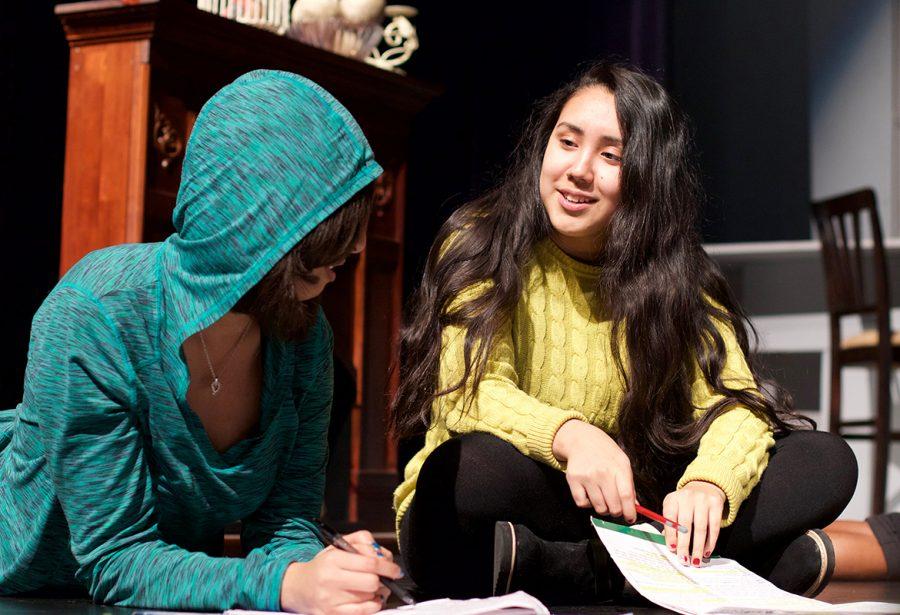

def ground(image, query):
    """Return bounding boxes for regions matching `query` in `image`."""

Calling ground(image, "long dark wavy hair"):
[390,62,811,506]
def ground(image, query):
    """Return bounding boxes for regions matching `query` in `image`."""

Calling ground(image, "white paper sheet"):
[593,521,899,614]
[224,590,550,615]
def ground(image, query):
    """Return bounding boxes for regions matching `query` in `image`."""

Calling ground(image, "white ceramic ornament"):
[339,0,385,24]
[292,0,339,22]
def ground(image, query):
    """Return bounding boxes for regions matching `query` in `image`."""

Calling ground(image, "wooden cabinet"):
[56,0,438,530]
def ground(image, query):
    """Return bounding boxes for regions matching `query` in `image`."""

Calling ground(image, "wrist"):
[279,561,310,613]
[552,419,585,461]
[683,480,726,501]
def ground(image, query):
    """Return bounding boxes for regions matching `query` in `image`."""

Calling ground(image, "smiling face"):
[539,86,623,262]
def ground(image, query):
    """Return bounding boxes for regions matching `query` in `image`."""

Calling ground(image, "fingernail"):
[692,557,700,566]
[682,555,689,565]
[704,550,711,558]
[669,543,677,549]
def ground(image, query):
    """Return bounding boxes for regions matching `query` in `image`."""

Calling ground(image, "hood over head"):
[159,69,382,398]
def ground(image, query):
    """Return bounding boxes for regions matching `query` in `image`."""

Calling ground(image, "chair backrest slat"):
[835,213,855,305]
[812,189,888,320]
[852,209,865,304]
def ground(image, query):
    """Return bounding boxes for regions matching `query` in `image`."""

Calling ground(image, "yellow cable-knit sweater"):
[394,238,774,533]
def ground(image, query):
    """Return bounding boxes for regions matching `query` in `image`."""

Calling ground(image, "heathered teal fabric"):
[0,70,382,610]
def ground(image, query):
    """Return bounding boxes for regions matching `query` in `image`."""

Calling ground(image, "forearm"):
[439,324,585,469]
[86,540,288,611]
[243,516,323,563]
[678,407,773,526]
[441,377,585,469]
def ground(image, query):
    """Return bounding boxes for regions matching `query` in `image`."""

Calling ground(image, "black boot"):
[761,529,836,597]
[491,521,624,605]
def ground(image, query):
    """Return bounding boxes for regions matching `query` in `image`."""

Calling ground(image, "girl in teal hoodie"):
[0,70,401,613]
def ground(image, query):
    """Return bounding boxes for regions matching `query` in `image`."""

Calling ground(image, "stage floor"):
[1,582,898,614]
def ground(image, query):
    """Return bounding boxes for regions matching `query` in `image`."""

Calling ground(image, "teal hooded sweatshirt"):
[0,70,382,610]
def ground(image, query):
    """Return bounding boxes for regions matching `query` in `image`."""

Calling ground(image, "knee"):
[779,430,858,513]
[418,432,519,488]
[416,432,530,517]
[809,430,857,501]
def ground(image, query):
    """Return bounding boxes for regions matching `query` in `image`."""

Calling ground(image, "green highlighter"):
[591,517,667,545]
[591,517,720,558]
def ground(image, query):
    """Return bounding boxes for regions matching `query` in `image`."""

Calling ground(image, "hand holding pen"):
[315,519,415,606]
[279,523,406,614]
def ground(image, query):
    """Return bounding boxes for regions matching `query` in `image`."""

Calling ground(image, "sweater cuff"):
[677,457,746,527]
[524,409,588,470]
[257,557,295,611]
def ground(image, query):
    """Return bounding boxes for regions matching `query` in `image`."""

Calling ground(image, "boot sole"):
[803,529,835,598]
[492,521,516,596]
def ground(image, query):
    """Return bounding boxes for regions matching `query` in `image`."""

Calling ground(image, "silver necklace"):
[198,319,252,396]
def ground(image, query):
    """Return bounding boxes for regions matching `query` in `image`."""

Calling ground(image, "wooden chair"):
[813,188,900,515]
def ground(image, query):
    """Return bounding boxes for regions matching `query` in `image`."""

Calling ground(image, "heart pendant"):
[211,378,221,396]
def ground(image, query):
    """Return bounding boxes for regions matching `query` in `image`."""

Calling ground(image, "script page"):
[592,520,898,614]
[222,590,550,615]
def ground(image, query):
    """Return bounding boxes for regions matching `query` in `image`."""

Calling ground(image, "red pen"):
[635,504,689,534]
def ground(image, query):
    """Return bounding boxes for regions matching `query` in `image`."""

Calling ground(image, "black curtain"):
[1,2,68,407]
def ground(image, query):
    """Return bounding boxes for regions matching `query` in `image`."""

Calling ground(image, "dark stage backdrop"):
[1,1,811,412]
[2,1,67,409]
[669,0,810,243]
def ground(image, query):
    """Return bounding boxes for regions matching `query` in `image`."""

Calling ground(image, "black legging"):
[400,430,857,598]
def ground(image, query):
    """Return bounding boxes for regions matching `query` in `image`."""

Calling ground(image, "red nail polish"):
[704,551,711,558]
[670,543,677,549]
[682,555,688,563]
[692,557,700,566]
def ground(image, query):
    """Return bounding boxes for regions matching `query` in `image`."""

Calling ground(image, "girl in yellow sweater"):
[389,62,857,604]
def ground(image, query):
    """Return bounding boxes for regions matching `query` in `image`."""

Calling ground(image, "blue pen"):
[372,540,385,557]
[314,519,415,605]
